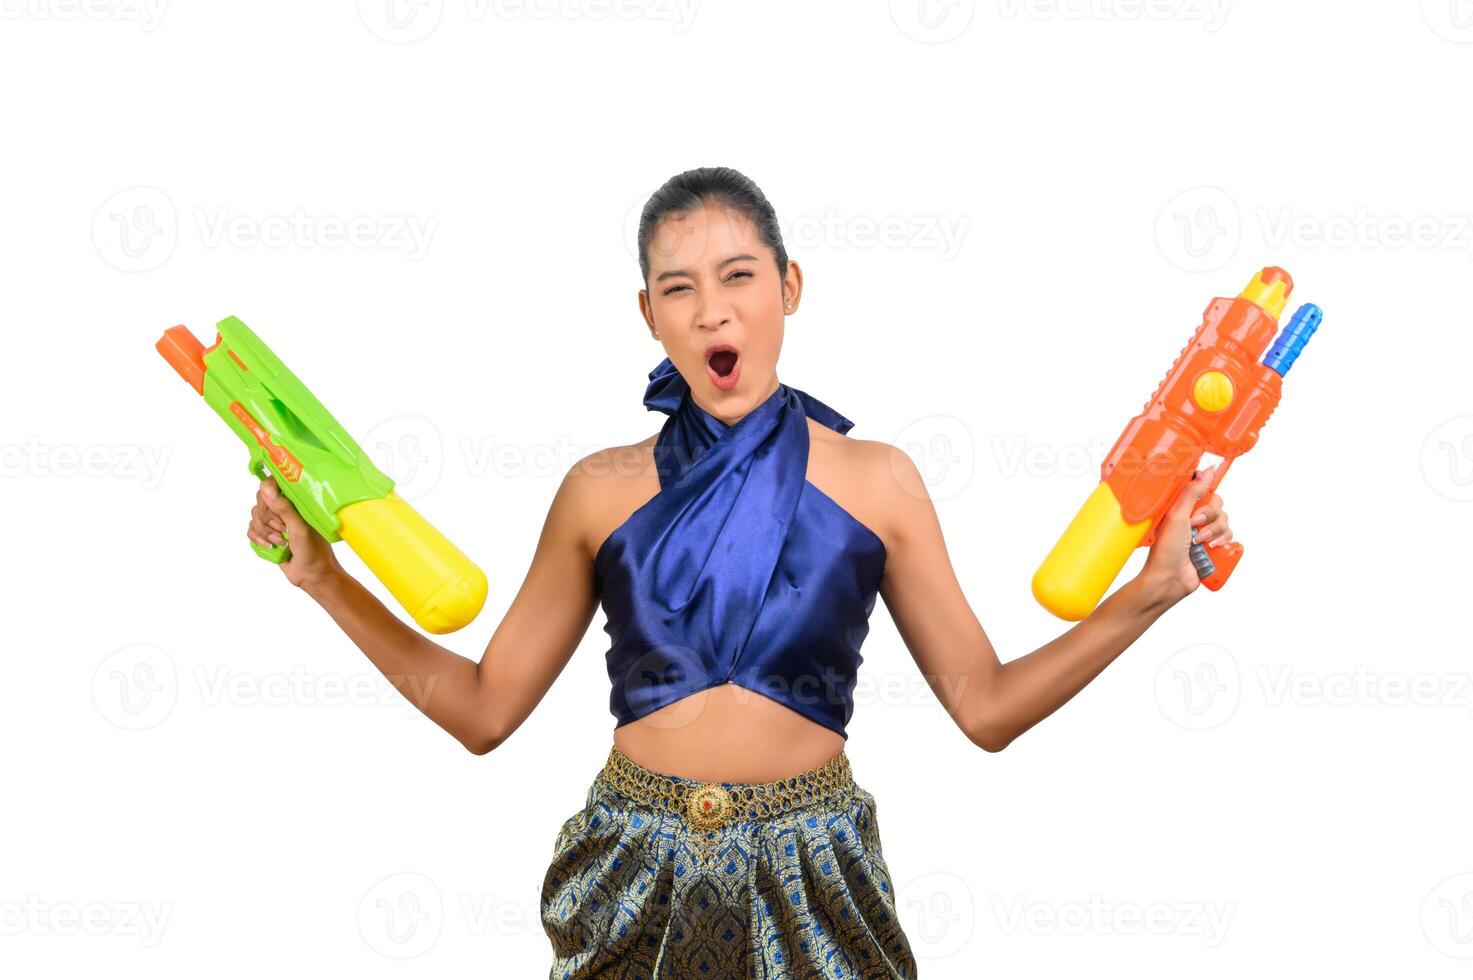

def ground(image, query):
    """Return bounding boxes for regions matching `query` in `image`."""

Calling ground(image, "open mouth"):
[706,345,741,391]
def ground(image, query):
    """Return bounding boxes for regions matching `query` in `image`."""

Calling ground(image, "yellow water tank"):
[337,492,488,633]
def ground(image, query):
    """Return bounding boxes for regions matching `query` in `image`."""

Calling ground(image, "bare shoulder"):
[568,433,658,485]
[806,420,933,552]
[860,439,931,510]
[565,434,662,561]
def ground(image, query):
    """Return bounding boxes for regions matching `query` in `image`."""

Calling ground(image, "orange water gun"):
[1032,267,1323,621]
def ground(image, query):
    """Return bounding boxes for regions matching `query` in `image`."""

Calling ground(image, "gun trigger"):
[247,448,272,483]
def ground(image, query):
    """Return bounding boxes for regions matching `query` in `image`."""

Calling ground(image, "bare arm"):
[872,447,1231,752]
[252,459,603,755]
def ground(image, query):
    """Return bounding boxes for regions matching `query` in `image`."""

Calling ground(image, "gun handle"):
[1191,533,1243,591]
[1135,457,1243,591]
[247,455,291,564]
[1184,454,1242,591]
[250,534,290,564]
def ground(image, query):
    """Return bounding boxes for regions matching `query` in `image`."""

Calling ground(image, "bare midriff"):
[612,682,845,783]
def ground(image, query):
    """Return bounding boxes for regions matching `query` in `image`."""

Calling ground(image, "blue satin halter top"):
[594,358,887,740]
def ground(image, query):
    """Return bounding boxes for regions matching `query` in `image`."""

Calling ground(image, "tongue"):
[709,350,738,377]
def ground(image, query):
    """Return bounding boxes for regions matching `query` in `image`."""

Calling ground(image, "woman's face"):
[639,201,801,426]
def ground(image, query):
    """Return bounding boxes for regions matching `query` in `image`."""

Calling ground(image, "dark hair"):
[636,166,789,286]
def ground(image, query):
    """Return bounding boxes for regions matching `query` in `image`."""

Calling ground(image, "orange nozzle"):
[157,325,207,395]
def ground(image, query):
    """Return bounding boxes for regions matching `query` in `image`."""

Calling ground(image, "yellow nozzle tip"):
[1238,267,1293,320]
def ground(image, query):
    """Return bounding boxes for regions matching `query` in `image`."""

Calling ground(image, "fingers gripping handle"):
[248,453,290,565]
[1189,530,1216,578]
[1190,530,1243,591]
[251,536,290,564]
[1187,458,1243,591]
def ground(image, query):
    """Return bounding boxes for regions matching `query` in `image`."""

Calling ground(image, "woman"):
[246,167,1232,977]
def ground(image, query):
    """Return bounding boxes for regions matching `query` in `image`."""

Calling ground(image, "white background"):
[3,0,1470,976]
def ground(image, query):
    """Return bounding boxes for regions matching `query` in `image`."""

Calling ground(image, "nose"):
[693,290,733,332]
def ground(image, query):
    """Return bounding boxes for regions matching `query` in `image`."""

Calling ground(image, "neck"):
[689,375,781,427]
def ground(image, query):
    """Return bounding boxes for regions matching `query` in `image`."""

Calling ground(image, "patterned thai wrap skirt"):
[540,744,919,979]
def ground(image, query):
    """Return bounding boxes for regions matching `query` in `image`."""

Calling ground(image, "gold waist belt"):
[599,744,856,834]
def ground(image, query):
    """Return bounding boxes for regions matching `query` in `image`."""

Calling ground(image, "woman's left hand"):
[1138,465,1233,606]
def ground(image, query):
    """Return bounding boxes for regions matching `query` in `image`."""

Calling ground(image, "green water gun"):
[157,317,488,634]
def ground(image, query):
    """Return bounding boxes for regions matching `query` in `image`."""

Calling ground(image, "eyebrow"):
[654,254,760,283]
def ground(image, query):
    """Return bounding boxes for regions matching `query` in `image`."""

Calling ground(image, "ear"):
[637,288,658,337]
[782,259,803,311]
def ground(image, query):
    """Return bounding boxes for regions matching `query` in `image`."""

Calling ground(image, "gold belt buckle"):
[684,782,735,831]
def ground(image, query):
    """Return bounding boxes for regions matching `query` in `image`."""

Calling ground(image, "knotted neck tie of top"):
[594,356,887,739]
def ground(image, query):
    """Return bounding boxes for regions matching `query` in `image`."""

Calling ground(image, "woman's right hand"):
[249,476,343,589]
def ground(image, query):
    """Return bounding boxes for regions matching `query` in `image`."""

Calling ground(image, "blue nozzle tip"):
[1263,303,1322,377]
[1292,303,1324,331]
